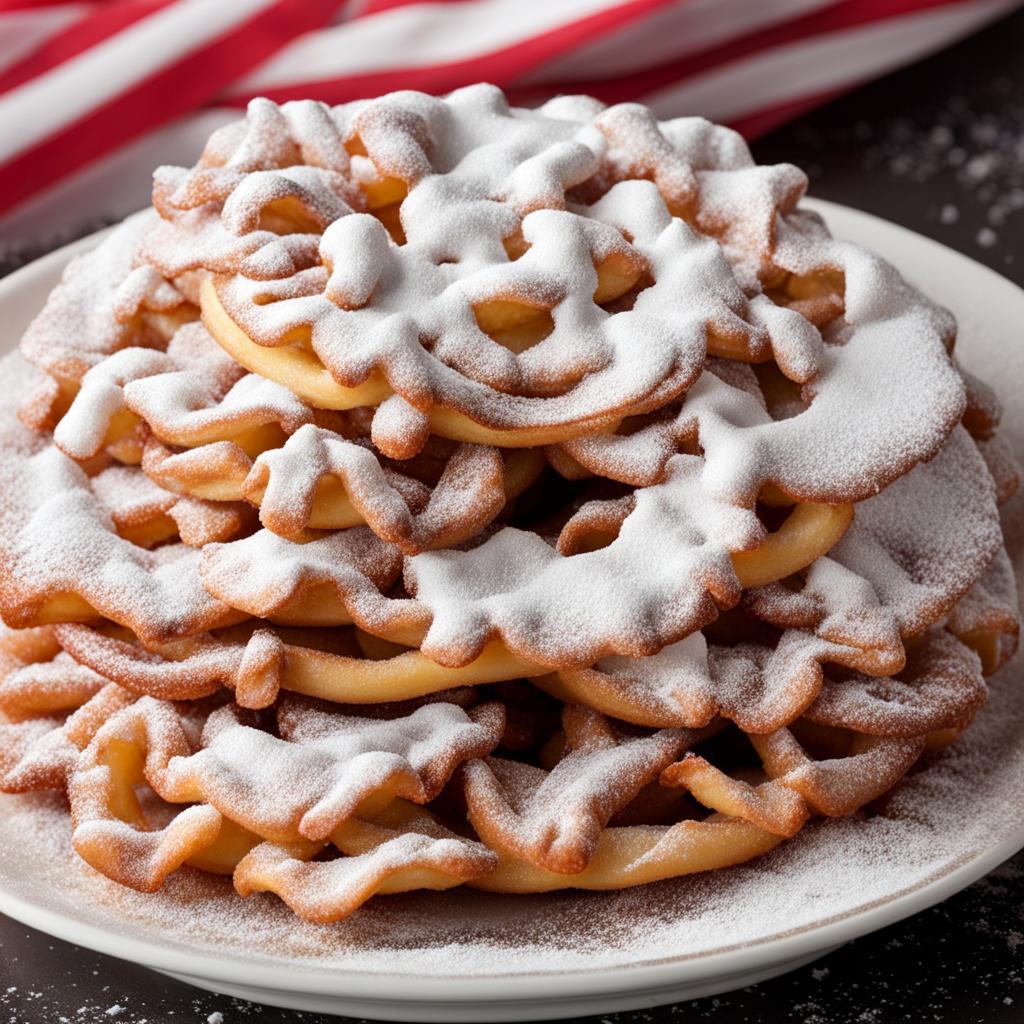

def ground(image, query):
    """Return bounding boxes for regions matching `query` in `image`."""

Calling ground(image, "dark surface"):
[2,10,1024,1023]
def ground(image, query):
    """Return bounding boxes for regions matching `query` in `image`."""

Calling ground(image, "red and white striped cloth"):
[0,0,1019,247]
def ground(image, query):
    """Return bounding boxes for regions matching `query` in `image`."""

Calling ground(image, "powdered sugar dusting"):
[409,454,760,666]
[160,699,502,843]
[11,87,981,670]
[0,370,236,644]
[0,630,1021,976]
[20,211,186,387]
[0,82,1021,982]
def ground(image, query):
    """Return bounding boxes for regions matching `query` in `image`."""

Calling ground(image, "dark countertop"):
[2,10,1024,1023]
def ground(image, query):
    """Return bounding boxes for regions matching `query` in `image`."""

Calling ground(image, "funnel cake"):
[0,85,1019,924]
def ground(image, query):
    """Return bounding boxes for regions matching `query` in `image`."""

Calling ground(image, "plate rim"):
[0,825,1021,1002]
[1,198,1023,1006]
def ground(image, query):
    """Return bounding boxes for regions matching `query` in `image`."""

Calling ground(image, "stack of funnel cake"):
[0,85,1018,922]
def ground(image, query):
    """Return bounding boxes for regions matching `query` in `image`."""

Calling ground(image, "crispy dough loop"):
[54,623,542,708]
[21,212,191,402]
[474,693,946,893]
[241,424,509,551]
[464,705,696,874]
[0,428,244,645]
[140,425,544,555]
[557,494,853,588]
[61,690,504,906]
[0,625,108,722]
[803,628,987,737]
[67,697,224,891]
[746,426,1004,660]
[534,623,906,734]
[235,811,496,923]
[947,547,1020,674]
[1,683,137,794]
[161,699,504,844]
[92,464,253,548]
[199,527,404,629]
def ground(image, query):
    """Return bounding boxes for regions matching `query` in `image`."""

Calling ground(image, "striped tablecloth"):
[0,0,1019,247]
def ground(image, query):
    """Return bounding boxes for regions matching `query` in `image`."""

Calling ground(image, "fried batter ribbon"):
[2,82,1019,928]
[0,424,243,644]
[474,631,982,893]
[65,694,504,899]
[235,807,496,923]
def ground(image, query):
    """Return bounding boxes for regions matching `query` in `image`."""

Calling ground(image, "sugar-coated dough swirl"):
[149,86,961,482]
[2,82,1021,922]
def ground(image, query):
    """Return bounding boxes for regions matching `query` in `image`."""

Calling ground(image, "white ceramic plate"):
[0,199,1023,1023]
